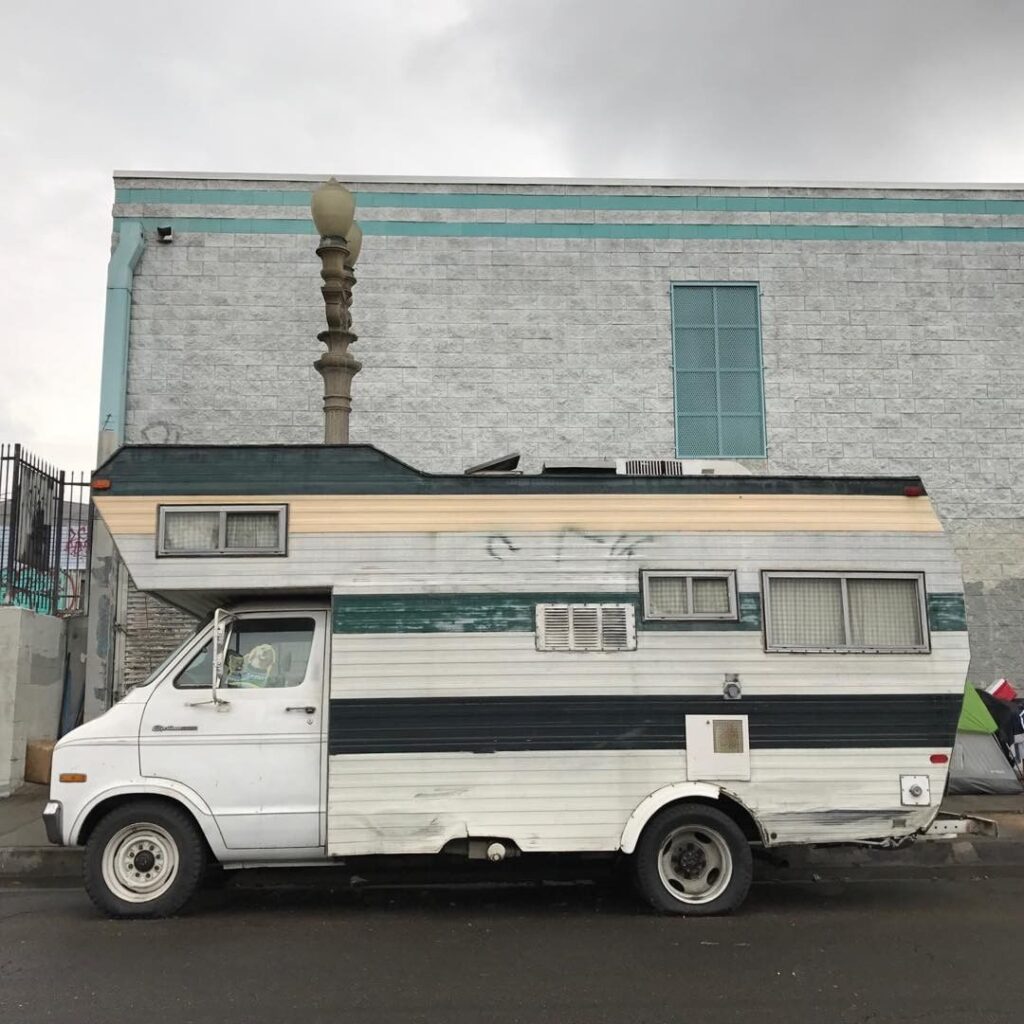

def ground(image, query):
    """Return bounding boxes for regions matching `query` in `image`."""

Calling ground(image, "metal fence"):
[0,443,92,616]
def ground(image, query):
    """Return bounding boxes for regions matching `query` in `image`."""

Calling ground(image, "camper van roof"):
[93,444,927,498]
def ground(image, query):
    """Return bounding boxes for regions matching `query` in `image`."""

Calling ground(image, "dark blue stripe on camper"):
[327,693,960,755]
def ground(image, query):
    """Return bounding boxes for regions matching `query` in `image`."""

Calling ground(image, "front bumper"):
[42,802,63,846]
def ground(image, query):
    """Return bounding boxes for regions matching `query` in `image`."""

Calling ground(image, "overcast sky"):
[2,0,1022,472]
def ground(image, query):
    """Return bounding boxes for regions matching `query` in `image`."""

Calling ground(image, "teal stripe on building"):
[333,591,965,634]
[114,216,1024,244]
[114,187,1024,217]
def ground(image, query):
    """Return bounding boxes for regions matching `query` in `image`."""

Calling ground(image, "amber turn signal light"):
[58,773,87,783]
[91,479,111,491]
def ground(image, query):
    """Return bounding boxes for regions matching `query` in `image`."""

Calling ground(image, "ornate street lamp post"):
[310,178,363,444]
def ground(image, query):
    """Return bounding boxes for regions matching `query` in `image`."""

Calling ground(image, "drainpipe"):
[84,220,145,719]
[97,219,145,459]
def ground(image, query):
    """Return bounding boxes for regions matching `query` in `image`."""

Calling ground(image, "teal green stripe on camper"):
[927,593,968,631]
[332,592,765,633]
[113,187,1024,217]
[333,593,636,634]
[113,216,1024,244]
[333,592,959,634]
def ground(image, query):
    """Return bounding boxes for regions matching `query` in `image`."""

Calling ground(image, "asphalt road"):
[1,874,1019,1024]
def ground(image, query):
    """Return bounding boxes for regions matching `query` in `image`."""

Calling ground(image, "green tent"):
[957,684,998,734]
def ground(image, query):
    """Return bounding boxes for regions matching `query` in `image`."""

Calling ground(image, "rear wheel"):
[633,804,752,915]
[84,801,206,918]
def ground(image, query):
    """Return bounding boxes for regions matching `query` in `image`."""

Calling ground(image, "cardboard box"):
[24,739,56,786]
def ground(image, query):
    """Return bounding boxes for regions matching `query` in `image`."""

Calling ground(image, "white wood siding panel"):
[114,530,964,596]
[326,748,949,854]
[330,631,969,699]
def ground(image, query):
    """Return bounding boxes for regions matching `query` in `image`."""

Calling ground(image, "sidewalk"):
[0,784,82,879]
[2,784,1023,882]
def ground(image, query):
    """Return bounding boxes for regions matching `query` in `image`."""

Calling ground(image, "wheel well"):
[77,794,213,858]
[652,795,764,844]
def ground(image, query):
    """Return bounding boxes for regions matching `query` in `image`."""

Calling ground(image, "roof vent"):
[615,458,752,477]
[464,452,521,475]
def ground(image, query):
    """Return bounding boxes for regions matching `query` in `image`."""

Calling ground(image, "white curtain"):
[163,511,219,552]
[768,577,844,647]
[848,578,923,648]
[648,576,688,616]
[693,577,731,614]
[226,512,279,550]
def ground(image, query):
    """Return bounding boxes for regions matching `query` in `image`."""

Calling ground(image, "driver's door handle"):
[285,706,316,714]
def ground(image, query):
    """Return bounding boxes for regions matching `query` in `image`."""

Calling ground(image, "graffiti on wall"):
[0,522,89,616]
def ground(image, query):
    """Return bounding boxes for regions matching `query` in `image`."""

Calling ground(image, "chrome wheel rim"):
[657,824,733,905]
[101,823,179,903]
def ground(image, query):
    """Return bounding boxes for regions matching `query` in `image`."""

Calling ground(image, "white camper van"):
[46,445,971,917]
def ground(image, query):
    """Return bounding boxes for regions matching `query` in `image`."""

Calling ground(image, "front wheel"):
[84,800,206,918]
[633,804,753,915]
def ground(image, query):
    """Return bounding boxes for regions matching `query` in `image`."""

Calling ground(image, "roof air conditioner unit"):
[614,458,752,477]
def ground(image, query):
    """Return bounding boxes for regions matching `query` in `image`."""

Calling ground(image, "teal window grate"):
[672,283,766,458]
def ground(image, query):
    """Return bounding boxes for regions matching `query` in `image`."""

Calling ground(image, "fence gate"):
[0,443,92,616]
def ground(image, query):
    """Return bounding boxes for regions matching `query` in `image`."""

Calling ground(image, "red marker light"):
[904,485,924,498]
[930,753,949,764]
[91,478,112,491]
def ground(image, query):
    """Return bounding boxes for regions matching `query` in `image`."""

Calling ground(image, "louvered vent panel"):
[536,604,637,652]
[620,459,689,476]
[599,604,635,651]
[538,605,571,651]
[570,606,601,650]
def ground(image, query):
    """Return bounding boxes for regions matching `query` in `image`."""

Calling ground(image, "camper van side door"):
[138,610,328,851]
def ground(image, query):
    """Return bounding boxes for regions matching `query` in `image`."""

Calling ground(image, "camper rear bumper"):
[920,813,998,840]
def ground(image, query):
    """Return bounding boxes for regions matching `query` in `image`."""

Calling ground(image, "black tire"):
[83,800,207,919]
[633,804,753,916]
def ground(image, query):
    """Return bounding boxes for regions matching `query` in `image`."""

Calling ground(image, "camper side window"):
[641,571,738,621]
[762,572,929,653]
[158,505,287,557]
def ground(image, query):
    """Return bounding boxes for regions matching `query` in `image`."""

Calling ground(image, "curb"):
[0,846,82,880]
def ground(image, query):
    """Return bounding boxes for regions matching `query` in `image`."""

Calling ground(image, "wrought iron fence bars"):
[0,443,92,617]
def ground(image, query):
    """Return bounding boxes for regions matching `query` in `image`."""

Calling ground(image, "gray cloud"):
[448,0,1024,180]
[1,0,1021,470]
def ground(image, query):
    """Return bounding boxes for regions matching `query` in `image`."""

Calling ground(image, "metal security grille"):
[713,718,745,754]
[0,443,92,616]
[672,283,765,457]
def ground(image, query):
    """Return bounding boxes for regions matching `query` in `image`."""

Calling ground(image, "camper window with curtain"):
[641,571,738,621]
[157,504,287,557]
[762,572,928,653]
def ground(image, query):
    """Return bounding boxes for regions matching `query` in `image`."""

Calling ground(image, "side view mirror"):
[211,608,236,707]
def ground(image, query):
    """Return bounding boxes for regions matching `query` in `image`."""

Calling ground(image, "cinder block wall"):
[0,607,65,795]
[123,584,197,687]
[112,175,1024,684]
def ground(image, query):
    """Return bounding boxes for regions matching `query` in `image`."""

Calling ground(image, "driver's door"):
[139,610,327,850]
